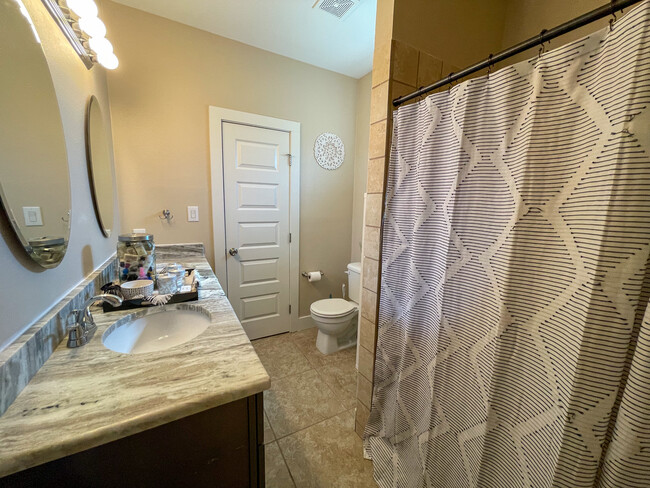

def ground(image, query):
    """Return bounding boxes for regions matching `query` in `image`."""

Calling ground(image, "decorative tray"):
[101,269,200,312]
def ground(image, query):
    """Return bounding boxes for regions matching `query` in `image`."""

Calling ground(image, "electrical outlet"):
[187,206,199,222]
[23,206,43,226]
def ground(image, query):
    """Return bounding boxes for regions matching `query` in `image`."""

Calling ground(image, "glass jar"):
[117,233,155,283]
[28,237,66,268]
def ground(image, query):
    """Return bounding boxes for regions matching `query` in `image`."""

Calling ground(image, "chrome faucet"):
[66,294,123,348]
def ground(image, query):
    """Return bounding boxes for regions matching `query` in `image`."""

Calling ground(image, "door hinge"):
[289,304,292,314]
[283,153,292,166]
[289,233,292,243]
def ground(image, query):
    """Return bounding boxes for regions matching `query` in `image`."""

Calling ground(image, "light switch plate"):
[187,206,199,222]
[23,206,43,226]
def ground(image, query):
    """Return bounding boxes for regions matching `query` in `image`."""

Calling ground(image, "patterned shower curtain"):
[364,2,650,487]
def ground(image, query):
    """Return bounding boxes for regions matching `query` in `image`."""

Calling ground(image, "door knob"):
[228,248,238,256]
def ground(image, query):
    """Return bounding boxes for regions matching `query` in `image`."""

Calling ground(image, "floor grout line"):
[264,387,349,442]
[275,435,298,487]
[256,330,375,486]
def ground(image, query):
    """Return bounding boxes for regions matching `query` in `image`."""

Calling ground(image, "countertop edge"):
[0,247,272,479]
[0,374,271,478]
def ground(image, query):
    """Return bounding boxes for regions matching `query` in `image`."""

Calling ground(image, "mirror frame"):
[85,95,114,238]
[0,0,72,268]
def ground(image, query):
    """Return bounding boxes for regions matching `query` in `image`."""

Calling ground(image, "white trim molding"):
[209,107,301,332]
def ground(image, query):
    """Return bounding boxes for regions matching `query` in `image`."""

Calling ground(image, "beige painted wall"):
[0,0,117,350]
[501,0,609,63]
[103,2,362,317]
[351,72,372,263]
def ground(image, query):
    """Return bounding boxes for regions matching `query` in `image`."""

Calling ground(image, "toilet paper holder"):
[302,271,325,278]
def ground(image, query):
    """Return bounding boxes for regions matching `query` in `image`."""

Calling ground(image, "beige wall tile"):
[441,61,462,82]
[365,193,383,228]
[363,225,380,261]
[359,316,377,352]
[417,51,444,88]
[372,39,391,87]
[358,345,375,381]
[357,374,373,409]
[391,39,419,86]
[389,80,416,107]
[361,288,377,323]
[355,400,370,438]
[363,257,379,292]
[371,0,395,87]
[369,120,387,159]
[370,81,389,124]
[367,157,386,194]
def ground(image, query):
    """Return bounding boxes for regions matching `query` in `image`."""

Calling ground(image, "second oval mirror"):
[86,95,115,237]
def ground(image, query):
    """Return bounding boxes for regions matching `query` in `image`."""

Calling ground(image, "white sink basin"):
[102,306,211,354]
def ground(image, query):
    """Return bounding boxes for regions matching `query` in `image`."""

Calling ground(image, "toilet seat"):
[310,298,356,318]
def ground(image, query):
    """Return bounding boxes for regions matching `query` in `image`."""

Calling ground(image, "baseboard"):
[295,315,314,332]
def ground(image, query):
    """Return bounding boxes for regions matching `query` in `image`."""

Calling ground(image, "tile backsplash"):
[0,256,117,416]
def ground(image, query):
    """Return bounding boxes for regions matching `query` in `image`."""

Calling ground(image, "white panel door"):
[222,122,291,339]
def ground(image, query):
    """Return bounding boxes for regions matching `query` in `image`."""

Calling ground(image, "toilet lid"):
[310,298,356,318]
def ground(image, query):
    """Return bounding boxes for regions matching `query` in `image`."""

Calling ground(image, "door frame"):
[209,106,301,333]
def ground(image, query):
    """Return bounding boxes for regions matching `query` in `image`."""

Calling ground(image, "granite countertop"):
[0,247,271,478]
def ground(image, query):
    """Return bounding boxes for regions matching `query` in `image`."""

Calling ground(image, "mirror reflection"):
[0,0,71,268]
[86,95,115,237]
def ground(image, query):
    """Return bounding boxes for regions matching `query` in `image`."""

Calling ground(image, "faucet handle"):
[66,309,80,330]
[66,310,88,348]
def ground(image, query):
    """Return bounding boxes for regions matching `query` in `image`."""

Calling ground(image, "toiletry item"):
[156,262,169,275]
[117,233,155,283]
[167,263,185,288]
[157,273,178,295]
[120,279,154,299]
[183,269,196,287]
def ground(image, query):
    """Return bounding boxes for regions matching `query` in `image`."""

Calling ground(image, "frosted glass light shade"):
[97,51,119,69]
[79,16,106,38]
[89,36,113,56]
[66,0,98,18]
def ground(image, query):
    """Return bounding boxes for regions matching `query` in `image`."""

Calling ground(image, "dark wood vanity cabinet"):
[1,393,265,488]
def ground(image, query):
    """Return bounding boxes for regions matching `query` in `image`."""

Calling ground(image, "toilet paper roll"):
[307,271,322,282]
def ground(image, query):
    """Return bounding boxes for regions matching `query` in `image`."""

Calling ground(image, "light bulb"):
[79,16,106,38]
[89,36,113,56]
[98,51,119,70]
[66,0,98,18]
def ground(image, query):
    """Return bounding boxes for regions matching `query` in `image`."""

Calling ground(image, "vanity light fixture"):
[41,0,118,70]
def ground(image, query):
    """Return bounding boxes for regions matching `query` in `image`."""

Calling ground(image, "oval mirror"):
[0,0,71,268]
[86,96,115,237]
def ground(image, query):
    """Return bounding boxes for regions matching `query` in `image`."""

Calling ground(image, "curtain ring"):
[447,72,454,92]
[487,54,494,79]
[609,0,617,31]
[538,29,547,59]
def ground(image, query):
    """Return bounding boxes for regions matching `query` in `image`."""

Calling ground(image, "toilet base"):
[316,326,357,355]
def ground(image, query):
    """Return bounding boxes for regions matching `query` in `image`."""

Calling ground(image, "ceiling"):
[111,0,377,79]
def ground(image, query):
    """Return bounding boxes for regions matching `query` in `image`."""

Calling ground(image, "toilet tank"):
[347,262,361,303]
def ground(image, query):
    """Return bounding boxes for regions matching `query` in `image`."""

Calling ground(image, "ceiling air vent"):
[314,0,362,20]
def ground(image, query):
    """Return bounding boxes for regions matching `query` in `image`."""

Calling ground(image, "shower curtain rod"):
[393,0,643,107]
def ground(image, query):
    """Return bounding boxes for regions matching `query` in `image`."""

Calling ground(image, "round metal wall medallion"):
[314,132,345,170]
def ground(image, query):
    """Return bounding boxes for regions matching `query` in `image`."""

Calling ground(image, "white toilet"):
[310,262,361,355]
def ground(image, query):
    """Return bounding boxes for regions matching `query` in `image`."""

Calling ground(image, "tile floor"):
[252,327,376,487]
